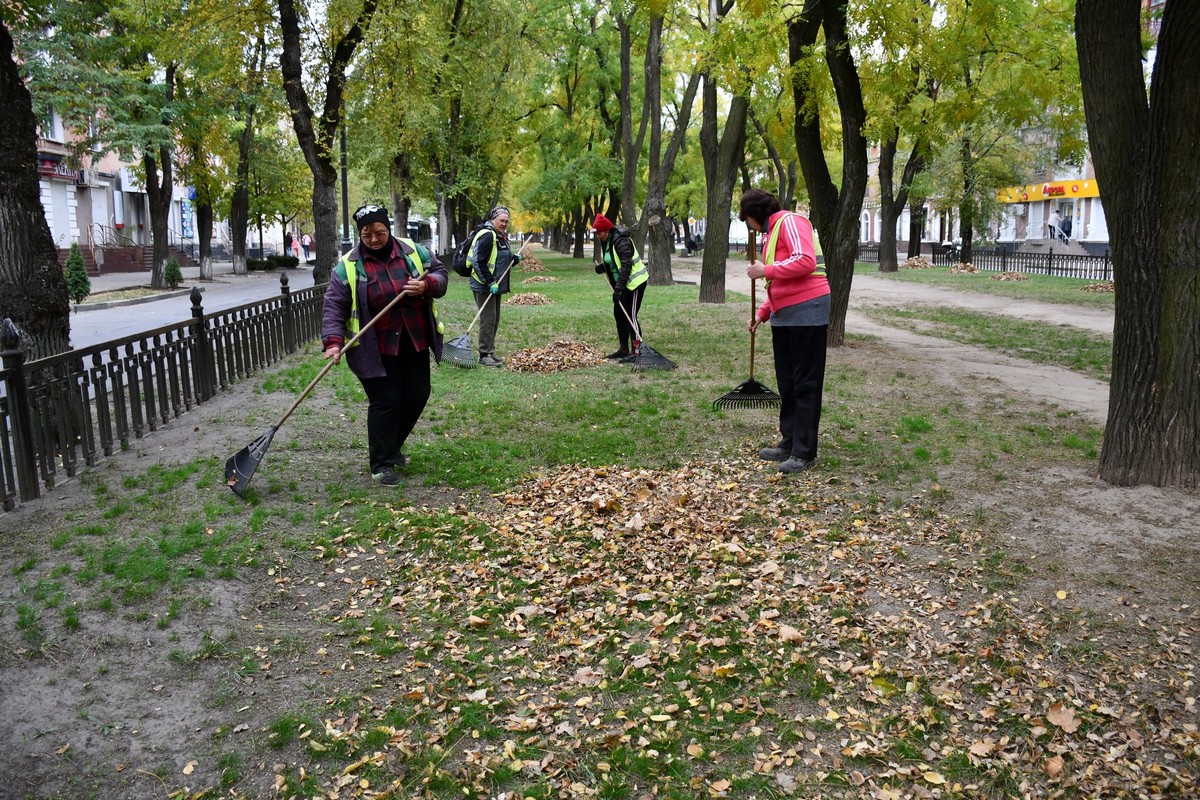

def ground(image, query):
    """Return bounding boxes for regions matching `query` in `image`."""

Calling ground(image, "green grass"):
[861,305,1113,380]
[855,261,1116,308]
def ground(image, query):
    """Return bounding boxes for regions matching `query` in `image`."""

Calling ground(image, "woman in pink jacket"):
[739,189,830,474]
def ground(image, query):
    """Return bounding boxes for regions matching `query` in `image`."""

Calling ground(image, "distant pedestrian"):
[1060,214,1072,243]
[301,232,312,261]
[739,188,829,476]
[284,231,293,256]
[1048,209,1062,242]
[291,234,301,260]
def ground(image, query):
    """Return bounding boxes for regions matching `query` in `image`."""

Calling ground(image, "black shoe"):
[779,456,816,474]
[373,470,404,486]
[758,447,788,462]
[605,350,630,360]
[479,353,503,368]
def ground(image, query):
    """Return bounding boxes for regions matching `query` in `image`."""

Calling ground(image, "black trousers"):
[358,341,431,474]
[613,283,647,351]
[771,324,828,461]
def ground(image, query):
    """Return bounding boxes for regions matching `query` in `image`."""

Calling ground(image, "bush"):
[266,254,300,270]
[246,258,270,271]
[65,243,91,304]
[163,258,184,290]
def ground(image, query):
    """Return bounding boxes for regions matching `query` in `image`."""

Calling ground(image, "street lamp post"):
[340,124,352,255]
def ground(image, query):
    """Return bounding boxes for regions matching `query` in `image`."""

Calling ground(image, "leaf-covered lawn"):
[274,459,1197,799]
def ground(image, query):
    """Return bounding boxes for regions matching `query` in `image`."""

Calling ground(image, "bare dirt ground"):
[1,266,1197,799]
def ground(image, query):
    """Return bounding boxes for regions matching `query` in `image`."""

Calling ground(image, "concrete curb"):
[74,287,199,312]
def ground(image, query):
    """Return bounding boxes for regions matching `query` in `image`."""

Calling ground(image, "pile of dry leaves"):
[518,254,548,272]
[522,275,560,285]
[900,256,935,269]
[991,270,1029,281]
[1082,281,1116,293]
[503,339,605,372]
[505,292,552,306]
[949,262,977,273]
[296,459,1197,799]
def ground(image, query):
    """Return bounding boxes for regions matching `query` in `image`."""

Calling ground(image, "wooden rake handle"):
[749,230,758,381]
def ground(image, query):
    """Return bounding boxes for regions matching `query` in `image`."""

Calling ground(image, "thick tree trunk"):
[788,0,869,347]
[144,148,173,290]
[197,200,213,280]
[390,152,411,236]
[1077,0,1200,487]
[278,0,378,285]
[907,199,927,258]
[0,20,69,359]
[697,84,747,304]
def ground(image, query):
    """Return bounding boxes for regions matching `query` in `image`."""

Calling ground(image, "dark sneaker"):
[605,350,630,360]
[479,354,503,368]
[758,447,788,462]
[373,470,404,486]
[779,456,816,474]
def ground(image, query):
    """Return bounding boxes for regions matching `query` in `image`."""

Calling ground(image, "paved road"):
[69,265,318,350]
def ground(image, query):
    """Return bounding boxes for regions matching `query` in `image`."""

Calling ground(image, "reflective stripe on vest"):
[467,228,498,283]
[337,237,442,349]
[764,213,826,278]
[609,239,648,290]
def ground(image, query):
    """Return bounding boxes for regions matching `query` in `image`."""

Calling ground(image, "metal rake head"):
[626,344,677,371]
[712,379,782,410]
[442,334,478,368]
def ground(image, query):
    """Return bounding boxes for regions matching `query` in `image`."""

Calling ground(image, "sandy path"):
[673,266,1113,424]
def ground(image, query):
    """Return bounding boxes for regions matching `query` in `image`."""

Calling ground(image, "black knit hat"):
[352,204,390,232]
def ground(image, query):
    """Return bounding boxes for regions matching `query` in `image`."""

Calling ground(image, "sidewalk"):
[81,259,317,311]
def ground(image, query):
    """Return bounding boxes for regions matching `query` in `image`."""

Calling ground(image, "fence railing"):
[857,243,1113,281]
[0,275,326,510]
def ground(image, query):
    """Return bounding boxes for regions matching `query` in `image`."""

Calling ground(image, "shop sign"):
[37,157,80,183]
[997,180,1101,203]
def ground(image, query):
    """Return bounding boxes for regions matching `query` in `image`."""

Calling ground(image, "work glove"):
[511,253,523,264]
[489,283,500,295]
[594,261,605,275]
[612,289,621,304]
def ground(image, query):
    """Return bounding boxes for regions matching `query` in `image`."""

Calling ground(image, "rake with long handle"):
[443,241,529,368]
[225,287,414,497]
[713,230,781,409]
[612,288,677,371]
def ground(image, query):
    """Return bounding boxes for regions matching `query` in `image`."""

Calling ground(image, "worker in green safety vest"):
[592,212,649,361]
[321,204,448,487]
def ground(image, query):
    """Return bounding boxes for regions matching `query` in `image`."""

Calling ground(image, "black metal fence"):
[858,243,1113,281]
[0,275,325,510]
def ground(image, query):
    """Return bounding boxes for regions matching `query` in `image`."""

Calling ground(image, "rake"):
[713,230,781,409]
[443,244,527,368]
[614,293,676,371]
[225,289,409,497]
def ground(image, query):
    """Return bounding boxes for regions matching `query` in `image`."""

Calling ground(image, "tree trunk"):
[643,19,700,287]
[197,200,213,280]
[957,136,976,264]
[697,77,748,304]
[278,0,378,285]
[907,199,926,258]
[0,20,69,360]
[144,147,173,290]
[1077,0,1200,487]
[787,0,869,347]
[878,136,925,273]
[390,152,411,237]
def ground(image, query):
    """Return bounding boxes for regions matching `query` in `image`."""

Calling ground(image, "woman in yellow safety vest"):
[592,213,649,361]
[321,204,447,487]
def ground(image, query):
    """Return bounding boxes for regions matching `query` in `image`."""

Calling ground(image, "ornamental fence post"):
[1,319,40,502]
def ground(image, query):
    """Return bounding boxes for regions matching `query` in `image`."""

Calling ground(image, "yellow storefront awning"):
[997,180,1101,203]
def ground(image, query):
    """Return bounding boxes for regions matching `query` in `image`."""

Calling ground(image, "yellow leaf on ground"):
[923,771,946,784]
[183,760,197,775]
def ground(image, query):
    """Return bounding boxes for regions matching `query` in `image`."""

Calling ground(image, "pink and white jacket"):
[756,210,829,322]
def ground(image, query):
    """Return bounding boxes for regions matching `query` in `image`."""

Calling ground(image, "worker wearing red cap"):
[592,213,649,360]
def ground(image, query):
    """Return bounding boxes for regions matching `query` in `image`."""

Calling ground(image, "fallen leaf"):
[777,624,804,643]
[183,760,197,775]
[923,771,946,785]
[1047,703,1080,733]
[1044,754,1065,778]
